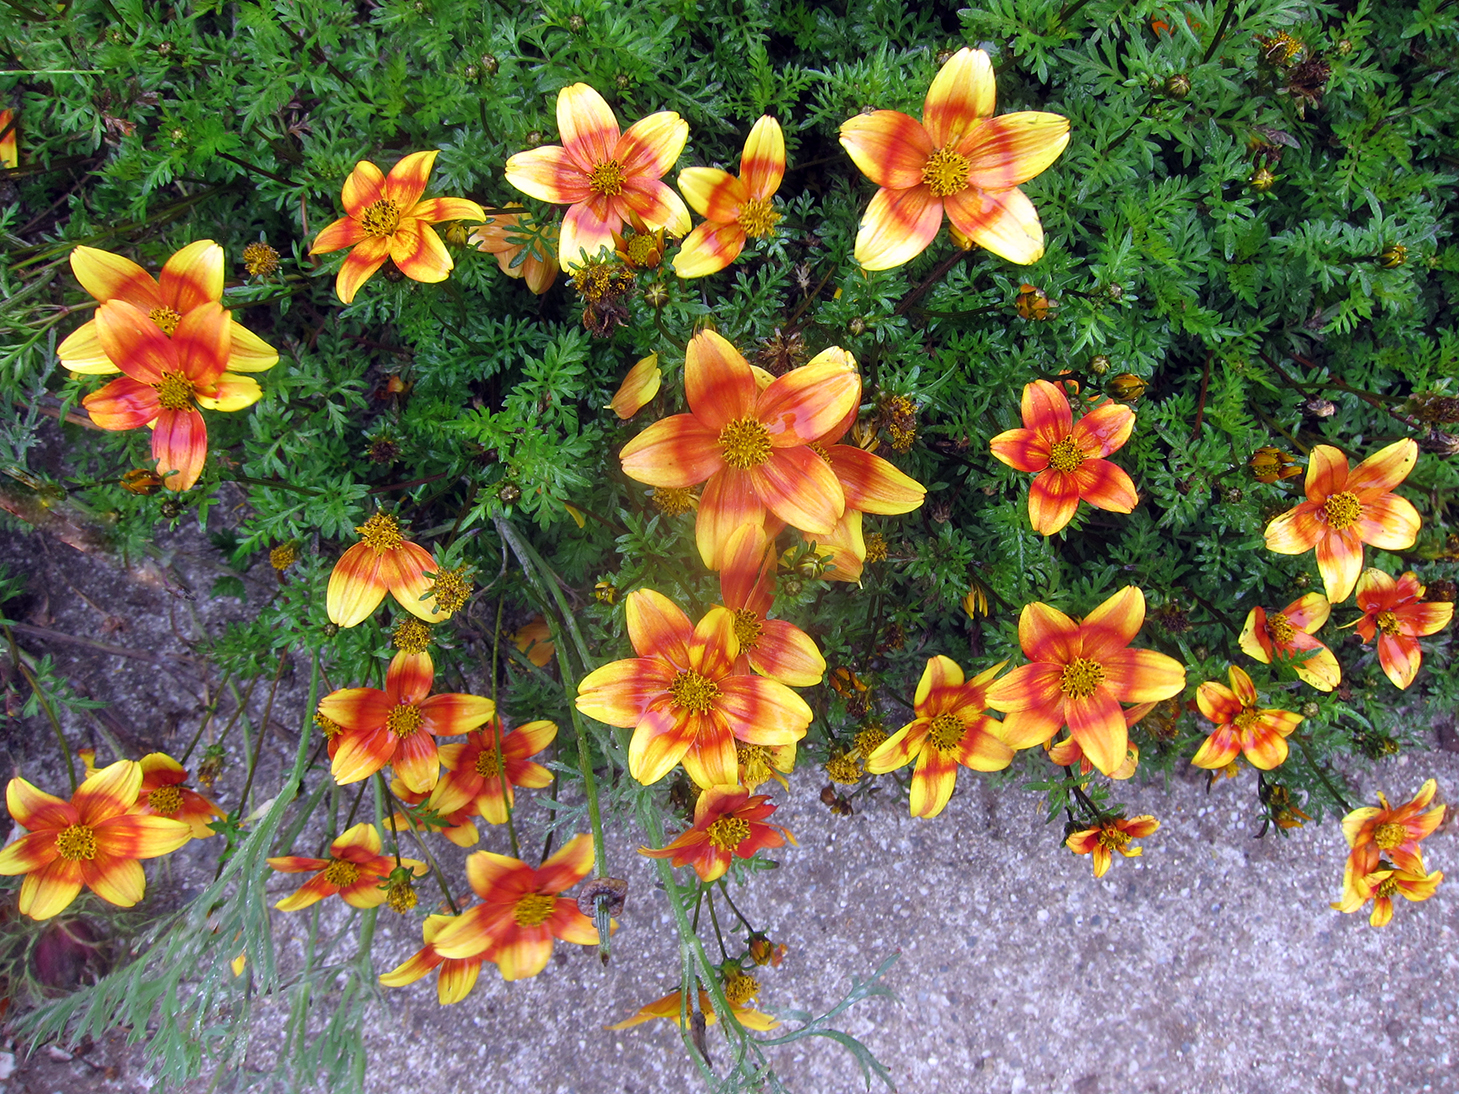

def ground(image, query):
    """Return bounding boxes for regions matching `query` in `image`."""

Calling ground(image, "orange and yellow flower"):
[1352,570,1453,690]
[267,822,424,911]
[379,913,489,1005]
[618,330,860,570]
[432,718,556,825]
[133,752,224,839]
[606,354,662,419]
[1047,732,1141,780]
[317,654,496,793]
[0,108,16,169]
[718,522,825,686]
[505,83,690,268]
[989,379,1138,536]
[1190,665,1301,771]
[576,589,814,786]
[1264,440,1421,603]
[737,741,796,793]
[80,299,260,492]
[674,115,785,278]
[640,783,794,882]
[1238,592,1340,692]
[0,760,191,920]
[607,987,779,1031]
[59,242,279,375]
[1331,864,1443,928]
[468,203,559,294]
[1067,814,1159,878]
[985,586,1186,776]
[430,834,602,981]
[310,150,486,304]
[327,512,447,628]
[864,656,1015,818]
[1341,778,1444,877]
[838,48,1070,269]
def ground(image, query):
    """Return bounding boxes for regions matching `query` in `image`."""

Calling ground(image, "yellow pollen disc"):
[733,608,763,651]
[1233,709,1261,733]
[707,815,751,852]
[718,417,772,470]
[148,785,185,815]
[153,371,194,411]
[921,147,971,197]
[474,749,502,779]
[1375,877,1399,899]
[1048,437,1086,474]
[669,670,720,713]
[807,441,834,465]
[738,744,770,784]
[393,618,433,654]
[431,566,474,613]
[314,711,343,737]
[1373,821,1406,849]
[360,198,401,237]
[864,533,888,564]
[1376,611,1402,637]
[724,972,760,1005]
[386,879,418,914]
[1323,490,1362,530]
[588,160,626,196]
[625,234,659,267]
[1266,612,1296,645]
[513,891,558,927]
[148,306,182,336]
[323,858,361,886]
[925,712,966,752]
[356,512,404,553]
[386,703,423,738]
[1060,658,1106,699]
[737,198,781,239]
[824,753,863,784]
[854,726,887,755]
[653,487,695,515]
[55,824,98,861]
[1096,825,1131,851]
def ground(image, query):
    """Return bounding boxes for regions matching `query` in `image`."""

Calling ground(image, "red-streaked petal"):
[19,859,84,920]
[1264,503,1324,554]
[853,185,943,271]
[383,540,445,623]
[334,236,392,305]
[1070,402,1136,459]
[558,83,621,168]
[1286,634,1341,692]
[326,542,386,628]
[1027,470,1081,535]
[151,407,208,493]
[758,363,861,445]
[988,426,1050,473]
[676,166,744,219]
[616,110,689,180]
[909,748,959,818]
[1401,601,1453,638]
[0,831,58,875]
[1021,379,1074,442]
[410,197,487,224]
[715,676,813,744]
[73,760,142,824]
[390,220,453,284]
[1356,494,1420,551]
[576,658,675,726]
[1241,721,1293,770]
[804,511,865,583]
[379,946,441,988]
[341,160,386,218]
[1285,593,1331,632]
[750,447,845,536]
[1066,691,1127,776]
[626,588,695,665]
[1228,665,1258,706]
[94,298,173,383]
[689,606,737,681]
[1238,608,1271,663]
[158,240,224,312]
[1377,634,1422,690]
[993,703,1065,749]
[1196,681,1241,724]
[719,521,773,611]
[864,722,922,774]
[672,219,747,279]
[82,377,158,431]
[504,145,592,204]
[985,662,1064,715]
[838,111,933,190]
[331,727,396,784]
[70,246,163,309]
[1018,601,1081,663]
[92,813,191,859]
[310,216,369,255]
[696,470,767,571]
[1315,529,1364,603]
[686,329,758,429]
[537,832,595,894]
[437,958,482,1004]
[748,619,825,687]
[1080,586,1146,660]
[961,112,1071,190]
[620,414,723,488]
[420,694,496,737]
[547,900,600,945]
[5,779,75,833]
[194,372,261,413]
[172,301,230,386]
[391,732,440,794]
[914,654,964,710]
[1072,459,1137,514]
[1190,728,1240,770]
[619,177,692,237]
[923,48,997,144]
[1347,438,1418,494]
[943,185,1045,265]
[1303,445,1349,502]
[559,199,618,267]
[1100,647,1185,703]
[81,852,146,906]
[956,717,1016,772]
[608,354,662,420]
[382,150,438,210]
[741,115,786,198]
[628,708,694,785]
[678,711,738,787]
[493,929,555,982]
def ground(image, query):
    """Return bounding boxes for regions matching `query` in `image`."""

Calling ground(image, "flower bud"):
[444,222,469,245]
[567,14,585,30]
[1248,446,1302,483]
[481,53,499,74]
[1300,701,1320,719]
[848,317,866,336]
[383,867,418,914]
[1105,373,1148,402]
[594,579,618,604]
[1249,166,1277,192]
[498,482,522,504]
[1088,354,1111,376]
[1376,243,1407,269]
[1014,283,1052,320]
[120,468,164,495]
[1164,73,1191,98]
[606,354,661,420]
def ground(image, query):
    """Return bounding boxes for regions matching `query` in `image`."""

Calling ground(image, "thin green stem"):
[1202,0,1240,65]
[717,881,756,935]
[706,887,729,960]
[239,651,289,815]
[1294,732,1353,813]
[378,779,458,914]
[6,626,75,792]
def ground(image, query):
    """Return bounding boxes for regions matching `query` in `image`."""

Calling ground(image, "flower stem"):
[706,887,729,960]
[5,625,75,792]
[1293,732,1353,813]
[1202,0,1239,64]
[378,778,459,915]
[893,250,970,316]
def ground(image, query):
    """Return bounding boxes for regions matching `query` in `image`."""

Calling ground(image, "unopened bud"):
[121,468,164,495]
[1249,166,1277,192]
[1164,73,1191,98]
[1088,354,1111,376]
[1105,373,1148,402]
[1377,243,1407,269]
[1014,283,1052,320]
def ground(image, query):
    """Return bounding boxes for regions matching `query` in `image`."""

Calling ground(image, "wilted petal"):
[608,354,661,419]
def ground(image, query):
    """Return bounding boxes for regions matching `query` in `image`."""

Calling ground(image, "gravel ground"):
[1,518,1455,1094]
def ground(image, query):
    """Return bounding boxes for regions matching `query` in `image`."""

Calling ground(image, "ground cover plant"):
[0,0,1456,1089]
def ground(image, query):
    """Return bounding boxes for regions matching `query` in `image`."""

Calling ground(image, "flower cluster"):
[1331,780,1445,927]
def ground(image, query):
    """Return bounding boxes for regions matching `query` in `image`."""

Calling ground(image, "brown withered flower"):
[756,328,807,376]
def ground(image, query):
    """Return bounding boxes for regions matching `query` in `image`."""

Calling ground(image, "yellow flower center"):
[864,533,888,563]
[356,512,404,553]
[624,233,660,267]
[148,785,184,815]
[323,858,361,886]
[1323,491,1362,530]
[718,417,772,470]
[1048,437,1086,474]
[153,371,194,411]
[854,726,887,756]
[270,543,297,571]
[707,815,751,851]
[807,441,834,464]
[431,566,474,614]
[669,670,720,713]
[385,876,418,914]
[732,608,763,651]
[925,712,966,752]
[1375,876,1400,899]
[738,743,770,785]
[148,306,182,335]
[1096,824,1131,851]
[653,487,695,515]
[314,711,343,738]
[1233,709,1261,733]
[1060,658,1106,699]
[1266,612,1296,645]
[723,971,760,1005]
[386,703,423,738]
[824,752,863,784]
[921,147,971,197]
[588,160,625,196]
[513,891,558,926]
[393,618,433,654]
[474,748,502,779]
[573,261,617,301]
[55,824,98,861]
[1376,611,1402,637]
[1373,821,1406,849]
[737,198,781,239]
[360,198,402,237]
